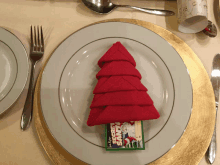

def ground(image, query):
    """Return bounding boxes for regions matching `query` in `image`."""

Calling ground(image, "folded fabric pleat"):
[98,42,136,68]
[93,76,147,94]
[96,61,141,79]
[87,106,160,126]
[90,91,153,108]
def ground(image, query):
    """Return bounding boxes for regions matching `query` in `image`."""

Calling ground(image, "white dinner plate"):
[40,22,192,165]
[0,28,29,114]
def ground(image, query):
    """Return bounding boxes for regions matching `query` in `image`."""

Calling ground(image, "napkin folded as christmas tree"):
[87,42,160,126]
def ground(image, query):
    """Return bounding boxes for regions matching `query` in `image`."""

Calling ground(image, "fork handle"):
[20,60,36,131]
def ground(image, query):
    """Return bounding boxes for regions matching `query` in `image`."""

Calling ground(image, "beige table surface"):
[0,0,220,164]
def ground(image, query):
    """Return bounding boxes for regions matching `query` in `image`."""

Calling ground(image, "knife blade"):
[206,54,220,164]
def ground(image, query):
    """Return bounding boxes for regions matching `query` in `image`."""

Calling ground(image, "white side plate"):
[0,41,17,100]
[0,28,29,114]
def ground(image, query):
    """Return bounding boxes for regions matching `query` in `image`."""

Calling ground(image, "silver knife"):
[206,54,220,164]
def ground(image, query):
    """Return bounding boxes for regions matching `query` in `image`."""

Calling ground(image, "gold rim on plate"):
[33,18,216,165]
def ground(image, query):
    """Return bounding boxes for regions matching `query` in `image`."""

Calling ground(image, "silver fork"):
[20,26,44,131]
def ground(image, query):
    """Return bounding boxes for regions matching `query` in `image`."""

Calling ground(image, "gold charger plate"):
[33,18,216,165]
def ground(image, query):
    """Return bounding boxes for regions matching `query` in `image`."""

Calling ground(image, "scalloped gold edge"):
[33,18,216,165]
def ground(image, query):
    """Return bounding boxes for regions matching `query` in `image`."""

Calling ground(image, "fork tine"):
[40,26,44,52]
[30,26,33,48]
[37,26,40,51]
[34,26,37,50]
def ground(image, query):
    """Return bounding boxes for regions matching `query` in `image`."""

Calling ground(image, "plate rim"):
[0,27,29,114]
[0,40,18,101]
[58,36,176,147]
[40,21,193,165]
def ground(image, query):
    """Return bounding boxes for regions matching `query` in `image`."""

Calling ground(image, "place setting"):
[33,18,215,164]
[0,0,218,164]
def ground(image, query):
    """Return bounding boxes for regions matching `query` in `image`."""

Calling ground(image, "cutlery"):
[20,26,44,131]
[206,54,220,163]
[82,0,175,16]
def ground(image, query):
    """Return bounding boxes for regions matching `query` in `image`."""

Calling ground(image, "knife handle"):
[206,106,217,164]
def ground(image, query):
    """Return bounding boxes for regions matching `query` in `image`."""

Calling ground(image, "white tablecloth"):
[0,0,219,164]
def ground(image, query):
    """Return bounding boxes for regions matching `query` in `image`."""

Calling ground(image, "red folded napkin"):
[87,42,160,126]
[90,91,153,108]
[96,61,142,79]
[98,42,136,68]
[93,76,147,94]
[87,106,160,126]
